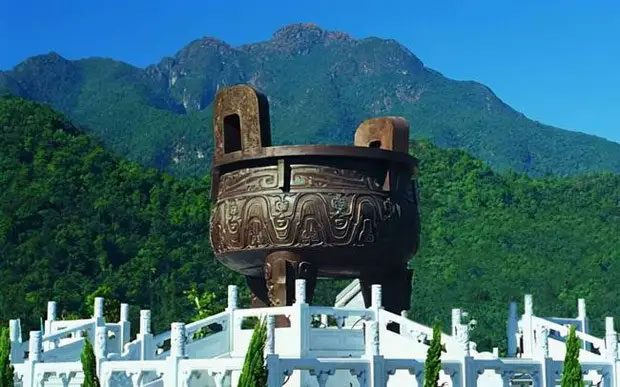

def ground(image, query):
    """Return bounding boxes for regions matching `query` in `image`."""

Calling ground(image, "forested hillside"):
[2,24,620,177]
[0,97,618,350]
[0,96,244,331]
[410,142,620,349]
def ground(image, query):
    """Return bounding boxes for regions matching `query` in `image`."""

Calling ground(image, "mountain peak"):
[246,23,353,55]
[272,23,352,43]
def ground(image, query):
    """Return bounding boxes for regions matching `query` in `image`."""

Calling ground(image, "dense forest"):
[0,96,618,350]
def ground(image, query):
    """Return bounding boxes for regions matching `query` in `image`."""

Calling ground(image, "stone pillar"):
[365,320,380,357]
[605,317,618,360]
[94,326,107,360]
[138,310,153,360]
[170,322,186,358]
[24,330,42,387]
[292,279,309,356]
[371,284,382,313]
[577,298,588,349]
[265,315,275,356]
[45,301,57,334]
[167,323,186,387]
[227,285,238,356]
[139,310,151,335]
[522,294,534,358]
[9,319,22,363]
[227,285,238,310]
[119,303,130,350]
[365,319,386,387]
[94,297,105,326]
[295,278,306,305]
[507,301,518,357]
[28,331,42,362]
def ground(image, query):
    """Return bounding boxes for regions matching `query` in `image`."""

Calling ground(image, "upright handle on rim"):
[354,116,411,192]
[213,84,272,162]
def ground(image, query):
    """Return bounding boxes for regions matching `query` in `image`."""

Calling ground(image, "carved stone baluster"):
[210,370,227,387]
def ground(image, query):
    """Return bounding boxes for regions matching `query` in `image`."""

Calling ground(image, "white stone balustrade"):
[7,283,619,386]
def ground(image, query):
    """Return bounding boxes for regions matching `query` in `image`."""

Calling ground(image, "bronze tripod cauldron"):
[209,85,420,314]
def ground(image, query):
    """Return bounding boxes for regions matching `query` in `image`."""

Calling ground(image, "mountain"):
[1,97,618,349]
[1,23,619,177]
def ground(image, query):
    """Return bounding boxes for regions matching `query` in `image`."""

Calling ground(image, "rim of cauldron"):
[212,144,418,169]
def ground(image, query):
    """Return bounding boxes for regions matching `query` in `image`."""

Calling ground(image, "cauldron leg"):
[359,266,412,314]
[264,251,317,306]
[245,276,269,307]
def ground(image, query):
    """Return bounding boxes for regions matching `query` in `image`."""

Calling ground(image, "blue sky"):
[1,0,619,143]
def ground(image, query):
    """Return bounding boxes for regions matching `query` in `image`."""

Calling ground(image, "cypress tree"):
[80,338,100,387]
[560,325,583,387]
[424,323,442,387]
[0,327,14,387]
[238,318,267,387]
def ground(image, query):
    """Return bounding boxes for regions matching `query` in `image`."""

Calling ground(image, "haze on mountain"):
[1,23,619,177]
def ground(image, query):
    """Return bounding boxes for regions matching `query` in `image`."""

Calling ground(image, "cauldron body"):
[209,86,420,312]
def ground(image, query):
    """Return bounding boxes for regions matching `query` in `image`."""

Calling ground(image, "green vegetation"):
[0,97,618,353]
[423,324,442,387]
[0,96,244,332]
[409,141,620,349]
[1,24,619,177]
[0,328,14,387]
[80,338,100,387]
[238,318,267,387]
[560,326,583,387]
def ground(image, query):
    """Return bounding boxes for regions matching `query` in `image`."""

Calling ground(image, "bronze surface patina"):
[209,85,420,314]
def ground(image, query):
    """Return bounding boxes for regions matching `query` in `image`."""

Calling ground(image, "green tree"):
[238,318,267,387]
[560,325,583,387]
[80,338,100,387]
[0,327,14,387]
[424,324,442,387]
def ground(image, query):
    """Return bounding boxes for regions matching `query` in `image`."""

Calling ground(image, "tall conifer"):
[80,338,100,387]
[424,323,442,387]
[560,325,583,387]
[238,318,267,387]
[0,327,14,387]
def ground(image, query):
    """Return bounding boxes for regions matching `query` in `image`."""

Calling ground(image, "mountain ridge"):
[1,23,619,177]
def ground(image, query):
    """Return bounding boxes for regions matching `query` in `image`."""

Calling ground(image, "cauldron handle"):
[212,85,272,161]
[354,116,410,191]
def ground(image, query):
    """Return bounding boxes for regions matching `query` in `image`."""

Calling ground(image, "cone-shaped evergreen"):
[560,325,583,387]
[80,338,100,387]
[0,327,14,387]
[424,324,442,387]
[238,318,267,387]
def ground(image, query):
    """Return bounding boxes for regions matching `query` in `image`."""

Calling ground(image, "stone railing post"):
[452,308,470,356]
[266,354,284,386]
[94,326,107,373]
[293,279,309,357]
[365,320,385,387]
[604,317,618,360]
[507,301,518,357]
[23,330,42,387]
[577,298,588,349]
[138,309,153,360]
[94,297,105,327]
[167,322,186,386]
[227,285,239,355]
[45,301,57,335]
[118,303,130,351]
[371,284,382,316]
[522,294,534,358]
[29,331,42,362]
[9,319,23,363]
[265,315,275,356]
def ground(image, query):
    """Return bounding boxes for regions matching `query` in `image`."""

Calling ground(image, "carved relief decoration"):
[210,164,416,255]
